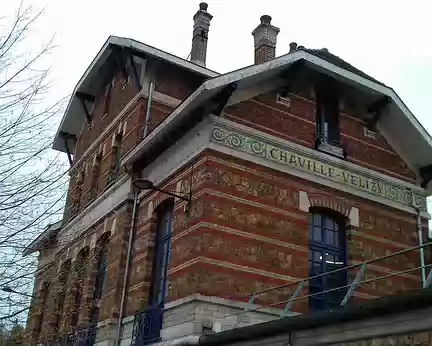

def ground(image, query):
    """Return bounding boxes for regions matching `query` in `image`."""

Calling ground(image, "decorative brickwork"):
[225,91,416,182]
[308,193,351,217]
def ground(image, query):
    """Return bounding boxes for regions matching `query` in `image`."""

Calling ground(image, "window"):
[103,82,112,117]
[145,199,174,342]
[114,136,121,176]
[108,135,122,186]
[35,282,50,342]
[71,248,89,328]
[308,209,347,310]
[89,155,102,200]
[149,200,174,306]
[315,79,344,158]
[93,241,109,305]
[54,260,71,334]
[71,171,84,217]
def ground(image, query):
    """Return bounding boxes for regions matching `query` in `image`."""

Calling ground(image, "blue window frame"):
[308,210,347,310]
[143,199,174,343]
[149,200,174,307]
[87,239,109,345]
[94,244,108,303]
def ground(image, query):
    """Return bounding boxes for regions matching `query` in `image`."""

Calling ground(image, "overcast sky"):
[3,0,432,210]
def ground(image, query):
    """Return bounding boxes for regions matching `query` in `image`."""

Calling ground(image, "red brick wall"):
[154,62,204,100]
[29,145,427,342]
[224,91,416,183]
[63,98,173,222]
[74,72,138,162]
[64,64,205,223]
[124,150,425,316]
[26,202,133,344]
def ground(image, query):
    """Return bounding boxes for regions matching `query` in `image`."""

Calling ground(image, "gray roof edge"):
[199,289,432,346]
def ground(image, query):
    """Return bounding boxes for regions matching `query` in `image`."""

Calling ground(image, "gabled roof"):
[124,48,432,192]
[304,47,384,85]
[52,35,219,153]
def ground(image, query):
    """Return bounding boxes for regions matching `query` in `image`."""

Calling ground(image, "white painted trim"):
[349,207,360,227]
[168,256,299,282]
[172,220,309,254]
[163,293,285,317]
[299,191,311,212]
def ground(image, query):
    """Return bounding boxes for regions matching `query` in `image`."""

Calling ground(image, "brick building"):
[24,3,432,346]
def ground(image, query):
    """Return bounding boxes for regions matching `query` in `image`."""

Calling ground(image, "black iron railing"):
[74,326,96,346]
[44,334,74,346]
[131,306,164,346]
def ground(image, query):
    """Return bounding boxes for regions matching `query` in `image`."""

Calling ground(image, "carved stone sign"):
[211,127,426,210]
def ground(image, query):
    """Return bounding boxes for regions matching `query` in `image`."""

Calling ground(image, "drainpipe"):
[115,188,139,346]
[143,80,155,138]
[416,208,427,287]
[412,191,427,287]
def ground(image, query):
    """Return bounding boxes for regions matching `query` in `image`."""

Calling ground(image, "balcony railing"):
[73,326,96,346]
[131,305,164,346]
[227,241,432,327]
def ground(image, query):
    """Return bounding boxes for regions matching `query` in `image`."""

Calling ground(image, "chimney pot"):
[252,15,280,64]
[199,2,208,11]
[190,3,213,66]
[289,42,298,53]
[260,15,272,24]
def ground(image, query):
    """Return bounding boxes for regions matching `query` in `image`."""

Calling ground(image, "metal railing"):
[229,241,432,327]
[73,326,96,346]
[43,327,95,346]
[131,305,164,346]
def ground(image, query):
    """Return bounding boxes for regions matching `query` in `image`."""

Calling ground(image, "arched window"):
[308,208,347,310]
[71,248,89,329]
[89,155,102,200]
[54,260,71,334]
[107,135,122,186]
[145,199,174,342]
[35,281,50,342]
[150,199,174,307]
[90,236,109,326]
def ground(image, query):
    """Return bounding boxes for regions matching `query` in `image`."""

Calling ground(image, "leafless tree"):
[0,2,69,325]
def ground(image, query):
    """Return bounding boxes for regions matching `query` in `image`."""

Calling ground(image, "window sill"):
[316,141,345,159]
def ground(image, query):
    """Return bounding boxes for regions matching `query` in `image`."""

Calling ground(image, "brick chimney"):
[190,2,213,66]
[252,15,280,64]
